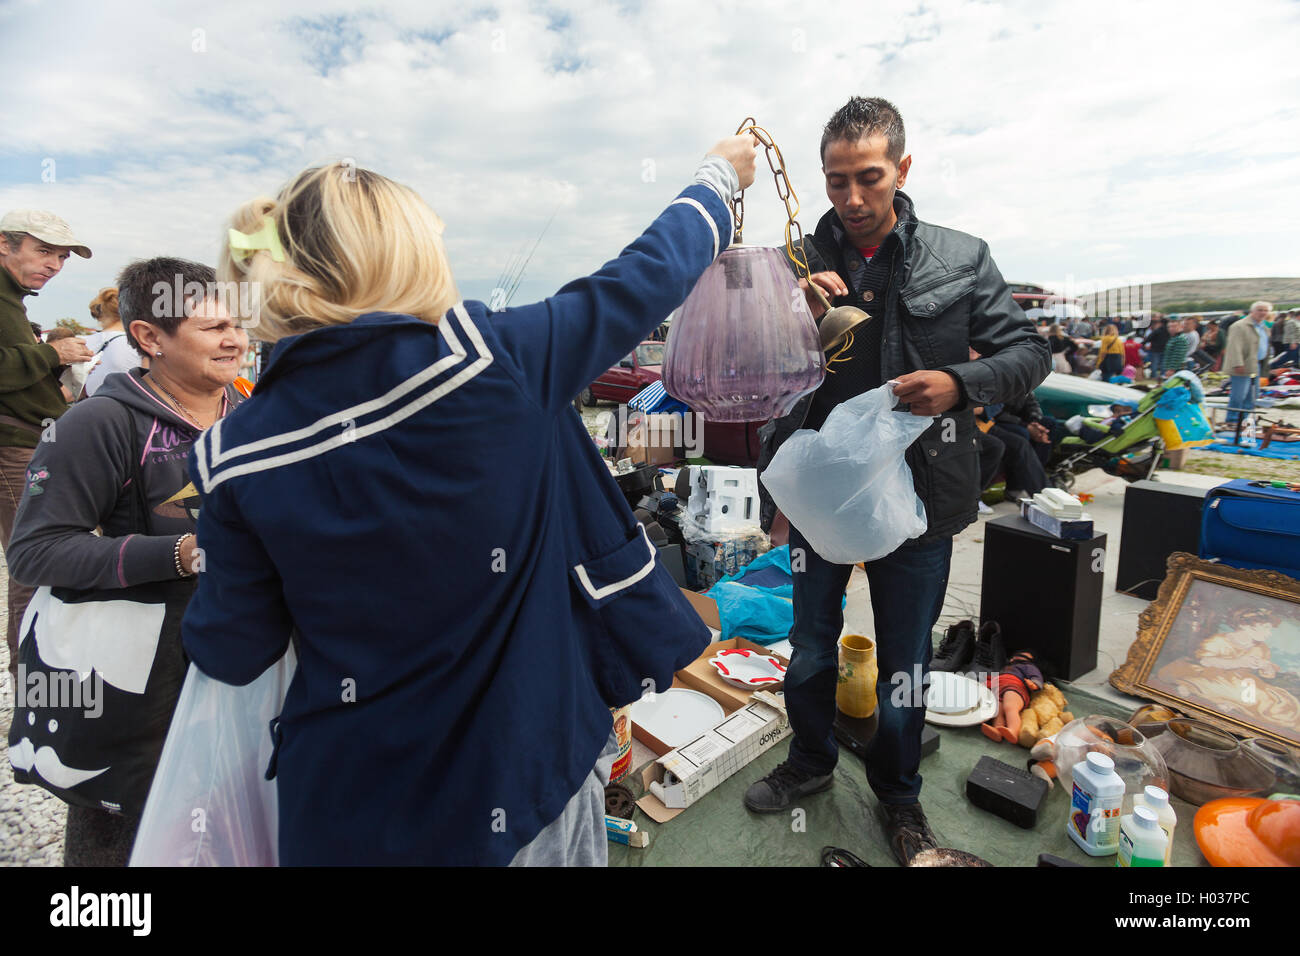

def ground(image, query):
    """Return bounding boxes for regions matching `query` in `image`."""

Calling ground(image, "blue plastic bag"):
[705,546,843,644]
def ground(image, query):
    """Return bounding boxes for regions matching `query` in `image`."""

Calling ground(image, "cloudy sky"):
[3,0,1298,329]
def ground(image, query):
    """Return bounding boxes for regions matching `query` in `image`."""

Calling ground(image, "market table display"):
[608,678,1207,867]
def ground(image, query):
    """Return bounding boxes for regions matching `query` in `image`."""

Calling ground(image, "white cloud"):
[3,0,1298,327]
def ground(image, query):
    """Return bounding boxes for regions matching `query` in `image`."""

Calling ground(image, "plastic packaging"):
[1133,785,1177,865]
[760,382,931,564]
[662,245,824,422]
[1117,805,1168,867]
[1066,751,1125,856]
[678,510,768,591]
[129,647,297,867]
[706,545,795,644]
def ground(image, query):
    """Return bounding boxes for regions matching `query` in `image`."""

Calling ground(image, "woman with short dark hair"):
[6,257,246,866]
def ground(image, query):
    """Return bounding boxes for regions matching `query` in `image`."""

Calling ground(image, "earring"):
[155,351,163,357]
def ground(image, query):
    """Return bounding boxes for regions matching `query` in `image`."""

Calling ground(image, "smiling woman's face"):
[154,297,248,392]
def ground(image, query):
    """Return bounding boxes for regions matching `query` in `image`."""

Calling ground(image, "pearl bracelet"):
[174,533,196,578]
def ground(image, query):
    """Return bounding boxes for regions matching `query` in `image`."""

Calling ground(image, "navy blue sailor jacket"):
[180,183,731,865]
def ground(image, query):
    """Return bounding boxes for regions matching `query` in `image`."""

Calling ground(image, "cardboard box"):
[1020,499,1095,539]
[637,692,787,821]
[622,412,681,468]
[630,589,791,822]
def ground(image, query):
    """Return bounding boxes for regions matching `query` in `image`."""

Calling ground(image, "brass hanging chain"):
[730,118,854,373]
[731,117,813,281]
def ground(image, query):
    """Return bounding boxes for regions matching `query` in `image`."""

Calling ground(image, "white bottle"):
[1117,805,1169,867]
[1066,752,1125,855]
[1133,785,1177,865]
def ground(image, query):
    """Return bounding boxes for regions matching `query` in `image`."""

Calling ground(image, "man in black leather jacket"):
[744,97,1050,865]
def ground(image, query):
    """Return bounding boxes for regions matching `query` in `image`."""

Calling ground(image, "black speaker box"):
[966,756,1049,829]
[1115,480,1206,600]
[979,515,1106,681]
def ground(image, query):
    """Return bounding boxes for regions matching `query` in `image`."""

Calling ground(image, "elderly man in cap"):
[0,209,93,681]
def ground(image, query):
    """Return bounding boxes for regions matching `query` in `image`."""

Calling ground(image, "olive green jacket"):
[1222,317,1264,378]
[0,268,69,448]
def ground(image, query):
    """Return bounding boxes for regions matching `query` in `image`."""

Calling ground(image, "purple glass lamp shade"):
[662,245,824,422]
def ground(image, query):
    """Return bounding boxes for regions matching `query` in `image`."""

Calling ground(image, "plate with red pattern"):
[708,648,787,688]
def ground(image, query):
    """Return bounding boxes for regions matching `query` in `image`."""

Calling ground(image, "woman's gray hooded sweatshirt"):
[9,368,243,591]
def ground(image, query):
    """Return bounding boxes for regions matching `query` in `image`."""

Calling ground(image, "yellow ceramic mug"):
[837,633,878,718]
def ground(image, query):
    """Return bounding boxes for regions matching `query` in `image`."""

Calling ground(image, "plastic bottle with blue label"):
[1066,752,1125,855]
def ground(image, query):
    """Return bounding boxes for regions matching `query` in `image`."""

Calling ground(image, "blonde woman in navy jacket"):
[181,137,757,865]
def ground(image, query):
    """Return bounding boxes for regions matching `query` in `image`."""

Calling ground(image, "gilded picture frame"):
[1110,552,1300,749]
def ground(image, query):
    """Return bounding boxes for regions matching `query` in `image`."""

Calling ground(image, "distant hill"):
[1098,277,1300,312]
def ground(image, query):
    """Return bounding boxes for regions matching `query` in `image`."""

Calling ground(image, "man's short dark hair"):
[117,257,216,355]
[821,96,906,164]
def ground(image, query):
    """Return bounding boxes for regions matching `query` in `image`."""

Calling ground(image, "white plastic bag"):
[760,383,932,564]
[129,646,296,866]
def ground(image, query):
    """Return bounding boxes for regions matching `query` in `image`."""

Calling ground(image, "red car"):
[580,341,763,466]
[581,341,664,406]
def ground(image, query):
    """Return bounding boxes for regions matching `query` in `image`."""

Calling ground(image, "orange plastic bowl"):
[1194,798,1300,867]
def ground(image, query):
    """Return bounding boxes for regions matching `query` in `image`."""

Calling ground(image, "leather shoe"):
[930,619,975,672]
[879,802,939,866]
[972,619,1007,675]
[743,760,833,813]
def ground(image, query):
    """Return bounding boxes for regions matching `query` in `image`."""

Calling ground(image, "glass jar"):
[1144,718,1276,805]
[1239,737,1300,796]
[1054,715,1169,813]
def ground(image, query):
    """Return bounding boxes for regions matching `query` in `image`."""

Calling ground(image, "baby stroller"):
[1047,372,1213,492]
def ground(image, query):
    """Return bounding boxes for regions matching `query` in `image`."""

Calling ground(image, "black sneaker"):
[971,620,1007,675]
[879,802,939,866]
[742,760,833,813]
[930,620,975,672]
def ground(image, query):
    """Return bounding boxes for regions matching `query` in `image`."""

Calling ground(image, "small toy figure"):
[982,651,1045,744]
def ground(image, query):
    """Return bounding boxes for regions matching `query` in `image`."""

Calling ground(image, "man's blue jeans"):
[1147,350,1163,378]
[1226,375,1258,424]
[783,526,953,805]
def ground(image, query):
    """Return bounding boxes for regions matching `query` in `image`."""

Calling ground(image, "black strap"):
[118,402,154,538]
[93,331,125,356]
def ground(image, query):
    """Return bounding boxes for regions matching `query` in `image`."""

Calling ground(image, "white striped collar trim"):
[197,303,492,493]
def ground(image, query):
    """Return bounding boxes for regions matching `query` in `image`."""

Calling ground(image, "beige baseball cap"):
[0,209,92,258]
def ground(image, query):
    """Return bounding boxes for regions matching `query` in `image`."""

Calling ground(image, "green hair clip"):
[228,215,286,262]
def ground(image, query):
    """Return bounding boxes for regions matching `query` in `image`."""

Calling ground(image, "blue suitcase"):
[1199,479,1300,578]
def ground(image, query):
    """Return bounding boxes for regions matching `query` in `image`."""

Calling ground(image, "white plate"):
[630,688,726,748]
[925,682,999,728]
[708,649,786,687]
[926,672,983,714]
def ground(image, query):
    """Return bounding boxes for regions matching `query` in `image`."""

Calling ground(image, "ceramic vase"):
[837,633,878,719]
